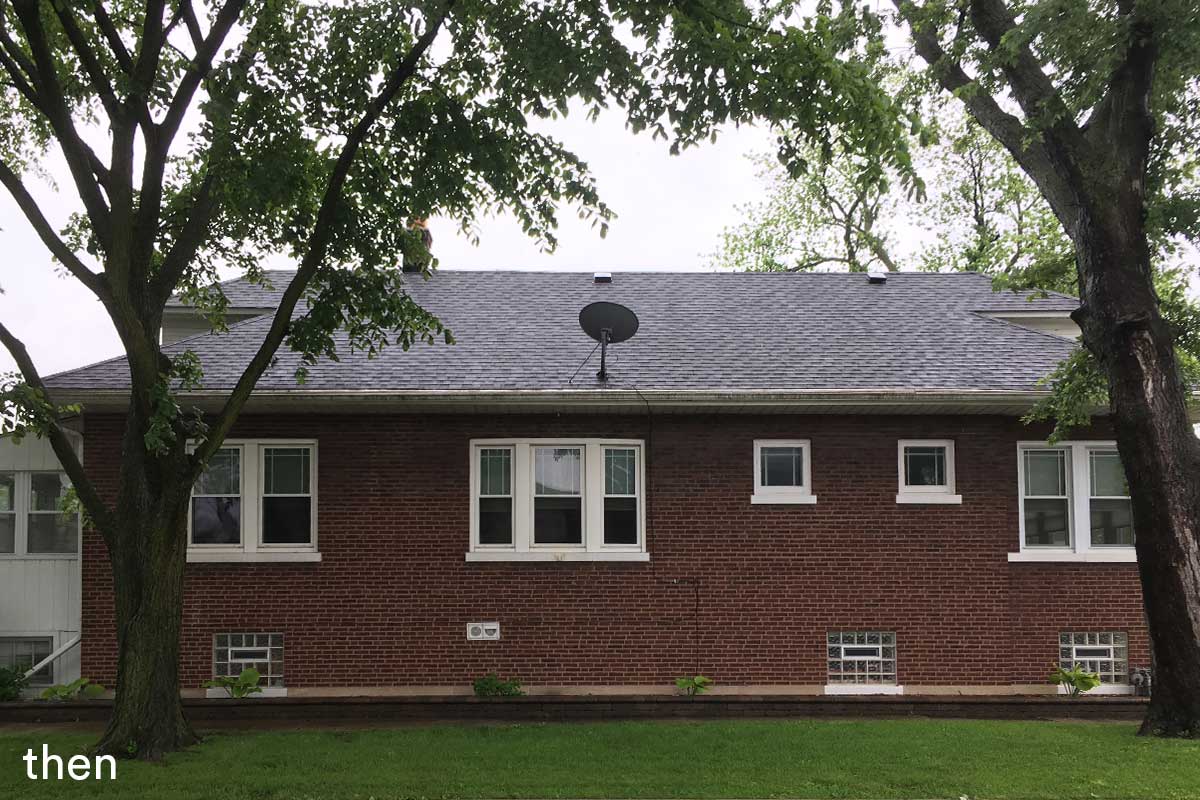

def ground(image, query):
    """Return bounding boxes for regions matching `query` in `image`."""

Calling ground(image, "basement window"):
[751,440,816,504]
[826,631,899,692]
[212,633,285,693]
[896,440,961,504]
[1059,632,1128,685]
[188,440,319,563]
[0,637,53,686]
[468,439,647,562]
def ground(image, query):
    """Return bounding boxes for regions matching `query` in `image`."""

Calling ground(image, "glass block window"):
[603,447,639,545]
[261,446,314,545]
[192,447,242,546]
[213,633,284,687]
[1088,450,1134,547]
[0,637,53,685]
[827,631,897,685]
[1060,632,1128,684]
[477,447,514,545]
[1022,448,1071,547]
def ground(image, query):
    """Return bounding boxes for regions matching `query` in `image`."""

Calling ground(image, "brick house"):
[17,269,1150,697]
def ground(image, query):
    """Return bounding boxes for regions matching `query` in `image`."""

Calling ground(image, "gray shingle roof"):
[49,270,1079,395]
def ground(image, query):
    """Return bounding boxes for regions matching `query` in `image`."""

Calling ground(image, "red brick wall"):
[79,412,1148,690]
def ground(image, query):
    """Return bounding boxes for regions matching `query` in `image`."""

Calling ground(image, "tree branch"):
[0,158,111,304]
[90,2,135,74]
[1081,3,1158,173]
[49,2,122,119]
[193,0,456,467]
[10,0,113,251]
[0,321,113,536]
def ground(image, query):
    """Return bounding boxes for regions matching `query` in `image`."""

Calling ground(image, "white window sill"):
[895,493,962,505]
[205,686,288,699]
[187,551,322,563]
[465,551,650,563]
[824,684,904,696]
[1007,549,1136,563]
[750,493,818,505]
[1057,683,1135,696]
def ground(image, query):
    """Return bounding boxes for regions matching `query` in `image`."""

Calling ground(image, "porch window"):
[0,472,80,557]
[0,637,53,685]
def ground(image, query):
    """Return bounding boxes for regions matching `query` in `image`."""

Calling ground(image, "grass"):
[1,719,1198,799]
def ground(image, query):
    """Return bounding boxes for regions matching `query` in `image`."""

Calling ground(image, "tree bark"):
[94,415,198,759]
[1070,202,1200,737]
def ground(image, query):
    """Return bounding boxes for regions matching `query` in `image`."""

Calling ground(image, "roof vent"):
[593,272,612,284]
[866,270,888,284]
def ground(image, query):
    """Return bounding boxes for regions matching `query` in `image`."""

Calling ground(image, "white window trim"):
[187,439,319,563]
[751,439,817,504]
[1011,441,1136,563]
[467,438,647,562]
[895,439,962,505]
[0,471,82,560]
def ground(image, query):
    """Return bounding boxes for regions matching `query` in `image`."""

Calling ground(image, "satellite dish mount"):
[578,301,639,383]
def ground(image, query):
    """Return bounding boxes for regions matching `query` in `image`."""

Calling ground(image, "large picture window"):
[1014,442,1134,562]
[0,471,80,558]
[469,439,646,561]
[188,440,318,561]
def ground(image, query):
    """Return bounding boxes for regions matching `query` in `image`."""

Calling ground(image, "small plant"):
[0,665,30,701]
[674,675,713,696]
[203,667,263,699]
[472,673,524,697]
[40,678,106,702]
[1050,663,1102,697]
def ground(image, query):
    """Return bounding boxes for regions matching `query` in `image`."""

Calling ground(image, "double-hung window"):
[751,440,816,504]
[469,439,647,561]
[189,440,318,562]
[0,471,80,557]
[1013,442,1135,562]
[896,440,961,504]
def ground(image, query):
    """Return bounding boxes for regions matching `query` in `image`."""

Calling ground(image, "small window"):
[0,473,14,554]
[477,447,514,546]
[1022,448,1071,547]
[896,440,960,503]
[261,446,314,545]
[827,631,897,685]
[192,447,242,546]
[533,447,584,545]
[603,447,639,545]
[0,637,53,686]
[1088,450,1133,547]
[1060,632,1128,684]
[214,633,284,687]
[752,440,815,504]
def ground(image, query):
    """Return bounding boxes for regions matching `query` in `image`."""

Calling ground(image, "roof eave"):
[52,387,1090,416]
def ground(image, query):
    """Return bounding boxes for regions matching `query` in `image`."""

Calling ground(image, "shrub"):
[203,668,264,699]
[473,673,524,697]
[0,666,30,701]
[674,675,713,696]
[40,678,106,702]
[1051,663,1102,697]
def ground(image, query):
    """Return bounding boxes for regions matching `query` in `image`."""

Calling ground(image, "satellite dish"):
[578,301,639,382]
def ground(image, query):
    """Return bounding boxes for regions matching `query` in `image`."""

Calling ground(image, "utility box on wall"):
[466,622,500,641]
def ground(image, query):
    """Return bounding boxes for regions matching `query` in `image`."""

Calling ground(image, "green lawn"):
[2,719,1198,799]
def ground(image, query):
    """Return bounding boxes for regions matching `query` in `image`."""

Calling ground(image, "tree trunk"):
[94,419,199,759]
[1072,206,1200,737]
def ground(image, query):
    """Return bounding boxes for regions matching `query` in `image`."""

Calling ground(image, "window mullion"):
[585,444,603,552]
[1070,445,1090,553]
[244,444,259,554]
[15,472,28,556]
[513,444,531,553]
